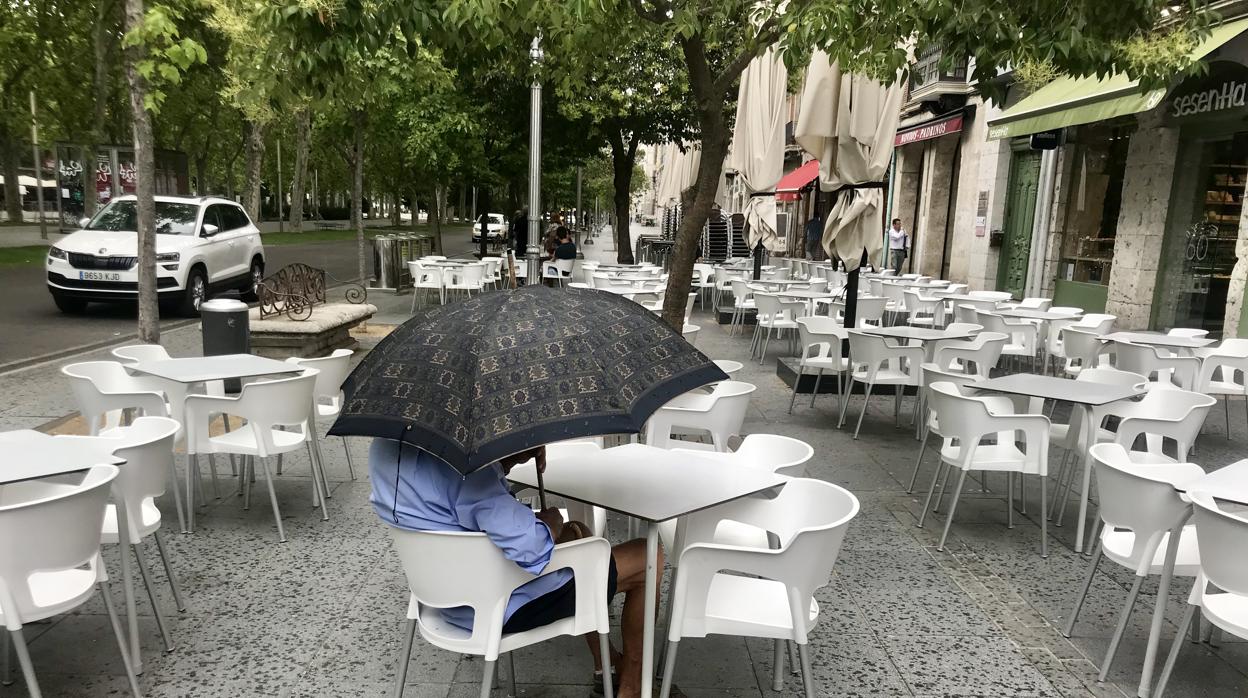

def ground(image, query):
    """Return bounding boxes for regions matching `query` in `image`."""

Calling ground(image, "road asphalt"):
[0,228,478,371]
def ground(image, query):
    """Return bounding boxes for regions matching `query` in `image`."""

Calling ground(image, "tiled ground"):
[4,238,1247,696]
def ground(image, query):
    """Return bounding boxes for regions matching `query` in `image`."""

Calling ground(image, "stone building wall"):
[1105,111,1180,329]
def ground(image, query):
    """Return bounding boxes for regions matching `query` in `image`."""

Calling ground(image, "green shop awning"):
[987,18,1248,140]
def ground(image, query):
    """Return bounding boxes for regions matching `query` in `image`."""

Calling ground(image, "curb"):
[0,319,199,376]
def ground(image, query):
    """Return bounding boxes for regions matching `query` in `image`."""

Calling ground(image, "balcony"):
[908,48,972,105]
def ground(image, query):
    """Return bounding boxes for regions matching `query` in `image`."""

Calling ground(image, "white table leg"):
[116,501,142,675]
[1074,409,1095,554]
[1138,512,1187,698]
[642,522,659,697]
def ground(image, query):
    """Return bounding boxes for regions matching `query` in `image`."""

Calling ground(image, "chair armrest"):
[183,393,241,452]
[544,536,613,632]
[668,542,811,641]
[659,394,715,413]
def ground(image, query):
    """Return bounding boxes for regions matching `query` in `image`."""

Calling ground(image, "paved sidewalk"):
[4,246,1246,696]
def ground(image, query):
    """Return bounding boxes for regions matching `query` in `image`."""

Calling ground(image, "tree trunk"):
[86,0,117,218]
[431,184,445,255]
[123,0,159,342]
[662,38,732,330]
[410,189,420,232]
[289,107,310,233]
[607,128,638,264]
[390,190,401,226]
[351,110,366,282]
[0,125,22,224]
[242,120,265,222]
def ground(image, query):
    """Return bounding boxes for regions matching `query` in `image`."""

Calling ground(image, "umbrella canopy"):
[656,142,701,207]
[328,285,727,474]
[729,47,788,252]
[795,50,903,270]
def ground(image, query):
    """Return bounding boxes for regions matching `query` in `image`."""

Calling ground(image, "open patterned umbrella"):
[328,284,727,474]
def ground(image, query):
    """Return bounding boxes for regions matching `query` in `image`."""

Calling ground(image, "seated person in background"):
[369,441,658,698]
[553,227,577,263]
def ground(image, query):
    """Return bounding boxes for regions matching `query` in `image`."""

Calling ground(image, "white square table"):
[129,354,301,534]
[996,308,1082,321]
[971,374,1143,553]
[508,443,787,697]
[1134,458,1248,697]
[1099,331,1216,350]
[129,354,302,384]
[0,429,124,484]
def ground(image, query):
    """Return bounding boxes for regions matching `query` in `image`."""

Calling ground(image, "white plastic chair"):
[55,417,185,656]
[840,331,924,439]
[1064,443,1204,683]
[729,279,756,336]
[658,478,860,698]
[952,303,979,326]
[0,464,143,698]
[692,264,716,308]
[904,289,945,327]
[1196,341,1248,437]
[752,293,804,364]
[1110,388,1215,464]
[918,381,1052,557]
[978,313,1039,371]
[1113,340,1200,391]
[929,331,1007,381]
[1154,492,1248,697]
[1060,326,1109,377]
[286,349,357,480]
[907,365,987,494]
[644,380,757,451]
[1167,328,1209,339]
[390,528,614,698]
[62,360,189,533]
[183,369,328,541]
[1016,297,1052,310]
[445,263,486,300]
[111,343,171,364]
[789,317,848,415]
[409,261,446,309]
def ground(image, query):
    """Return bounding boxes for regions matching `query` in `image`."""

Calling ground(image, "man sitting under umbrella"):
[370,440,659,698]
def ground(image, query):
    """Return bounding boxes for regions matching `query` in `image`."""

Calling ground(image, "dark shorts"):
[502,554,619,634]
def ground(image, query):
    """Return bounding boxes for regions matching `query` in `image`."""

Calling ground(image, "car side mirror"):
[201,223,220,237]
[77,217,91,229]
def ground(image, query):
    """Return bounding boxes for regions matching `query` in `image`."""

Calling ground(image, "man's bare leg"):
[612,538,663,698]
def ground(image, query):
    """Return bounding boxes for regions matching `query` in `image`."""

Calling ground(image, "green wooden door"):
[997,150,1042,297]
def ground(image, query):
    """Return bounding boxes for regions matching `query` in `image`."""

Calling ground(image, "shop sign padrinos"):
[1162,60,1248,125]
[894,113,964,147]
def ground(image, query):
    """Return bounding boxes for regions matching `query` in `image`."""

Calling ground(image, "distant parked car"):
[45,195,266,316]
[472,213,507,242]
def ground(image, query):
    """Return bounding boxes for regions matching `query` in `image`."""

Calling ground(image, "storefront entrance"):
[1154,132,1248,335]
[997,148,1042,297]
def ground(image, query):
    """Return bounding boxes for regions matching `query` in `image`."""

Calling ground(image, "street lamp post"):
[526,34,544,284]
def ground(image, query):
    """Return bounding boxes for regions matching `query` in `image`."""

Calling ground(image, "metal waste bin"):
[394,234,415,288]
[201,298,250,392]
[371,235,401,292]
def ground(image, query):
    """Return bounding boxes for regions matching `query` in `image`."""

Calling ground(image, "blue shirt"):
[369,439,572,630]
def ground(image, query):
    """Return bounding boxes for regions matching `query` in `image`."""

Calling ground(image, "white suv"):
[46,195,266,315]
[472,213,507,242]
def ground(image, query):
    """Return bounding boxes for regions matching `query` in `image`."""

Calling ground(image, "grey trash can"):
[201,298,250,392]
[372,235,401,291]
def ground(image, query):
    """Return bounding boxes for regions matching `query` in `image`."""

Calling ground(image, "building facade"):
[909,14,1248,338]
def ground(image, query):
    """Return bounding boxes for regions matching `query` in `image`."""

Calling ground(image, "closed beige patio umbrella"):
[728,47,788,253]
[794,50,903,271]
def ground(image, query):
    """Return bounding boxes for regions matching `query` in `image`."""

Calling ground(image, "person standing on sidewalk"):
[887,218,908,274]
[805,209,823,260]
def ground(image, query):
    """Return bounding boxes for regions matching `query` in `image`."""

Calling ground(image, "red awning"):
[775,159,820,201]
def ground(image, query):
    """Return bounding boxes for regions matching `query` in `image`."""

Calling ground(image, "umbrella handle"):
[535,465,548,511]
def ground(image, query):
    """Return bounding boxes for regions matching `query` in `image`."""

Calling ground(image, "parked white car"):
[46,195,266,315]
[472,213,507,242]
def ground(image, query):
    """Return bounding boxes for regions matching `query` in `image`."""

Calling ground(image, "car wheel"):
[52,293,87,314]
[241,259,264,302]
[179,268,207,316]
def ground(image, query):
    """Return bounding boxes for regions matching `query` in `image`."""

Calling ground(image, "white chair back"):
[932,331,1007,380]
[62,361,171,435]
[1113,389,1215,462]
[0,465,118,620]
[287,349,354,416]
[1076,313,1117,334]
[928,382,1049,476]
[111,344,171,364]
[645,380,758,451]
[732,434,814,476]
[1090,443,1202,575]
[186,370,319,457]
[1189,492,1248,597]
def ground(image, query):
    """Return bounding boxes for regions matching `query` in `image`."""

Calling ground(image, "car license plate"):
[79,270,121,282]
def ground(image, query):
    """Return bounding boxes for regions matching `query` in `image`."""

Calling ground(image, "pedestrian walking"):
[805,209,823,260]
[887,218,908,274]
